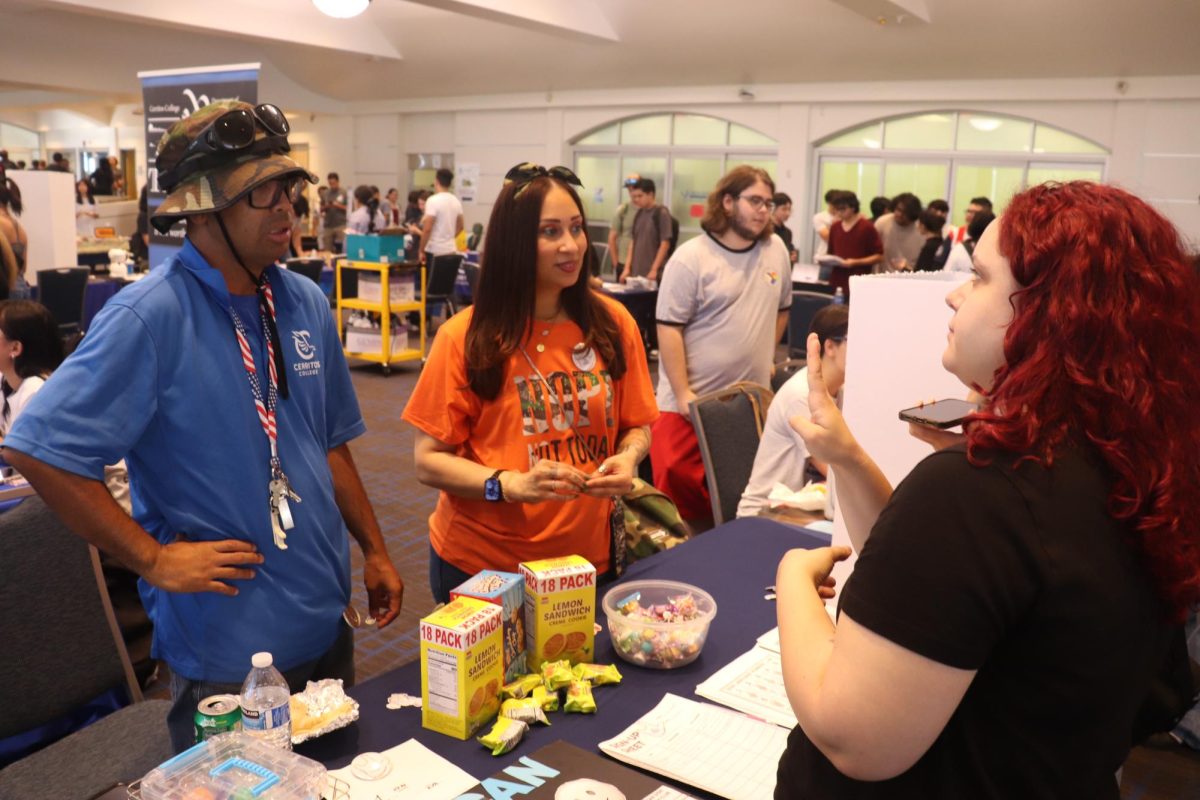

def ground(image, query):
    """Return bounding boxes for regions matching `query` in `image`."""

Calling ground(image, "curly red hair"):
[967,181,1200,620]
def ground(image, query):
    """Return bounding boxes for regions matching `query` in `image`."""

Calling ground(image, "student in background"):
[913,209,948,272]
[737,304,848,518]
[606,173,639,278]
[812,189,838,259]
[620,177,672,283]
[874,192,924,271]
[774,182,1199,798]
[772,192,799,264]
[76,179,99,237]
[346,185,386,235]
[869,196,891,222]
[419,168,464,268]
[0,300,63,438]
[943,211,996,273]
[826,191,882,299]
[652,165,791,531]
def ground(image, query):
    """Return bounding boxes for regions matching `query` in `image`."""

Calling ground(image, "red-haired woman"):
[773,181,1200,798]
[403,164,658,602]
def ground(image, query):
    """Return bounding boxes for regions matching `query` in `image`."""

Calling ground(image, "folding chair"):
[689,382,775,525]
[0,496,172,797]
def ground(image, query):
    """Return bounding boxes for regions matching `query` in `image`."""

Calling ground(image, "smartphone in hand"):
[898,399,980,429]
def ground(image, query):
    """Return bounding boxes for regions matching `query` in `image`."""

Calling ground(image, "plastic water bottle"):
[833,287,846,304]
[240,652,292,750]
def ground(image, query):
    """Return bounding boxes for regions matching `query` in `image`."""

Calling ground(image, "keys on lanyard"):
[269,471,302,550]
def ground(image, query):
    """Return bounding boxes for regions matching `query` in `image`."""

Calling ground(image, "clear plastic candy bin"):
[602,579,717,669]
[139,732,327,800]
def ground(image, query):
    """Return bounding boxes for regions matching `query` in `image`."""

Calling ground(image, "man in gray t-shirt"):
[874,192,924,272]
[651,166,792,528]
[621,177,672,282]
[320,172,349,252]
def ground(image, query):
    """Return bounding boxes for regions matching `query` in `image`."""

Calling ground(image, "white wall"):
[8,170,78,284]
[299,76,1200,250]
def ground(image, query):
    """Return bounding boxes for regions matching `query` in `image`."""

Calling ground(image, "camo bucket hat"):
[151,100,316,233]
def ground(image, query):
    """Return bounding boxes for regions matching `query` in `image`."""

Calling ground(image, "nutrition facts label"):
[425,649,459,716]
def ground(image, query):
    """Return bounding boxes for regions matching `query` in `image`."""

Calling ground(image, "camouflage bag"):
[618,478,691,565]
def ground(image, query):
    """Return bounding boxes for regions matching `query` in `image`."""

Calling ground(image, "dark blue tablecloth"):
[82,279,126,331]
[602,287,657,353]
[298,517,831,790]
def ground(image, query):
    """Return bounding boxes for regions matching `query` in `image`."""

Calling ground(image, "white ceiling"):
[0,0,1198,112]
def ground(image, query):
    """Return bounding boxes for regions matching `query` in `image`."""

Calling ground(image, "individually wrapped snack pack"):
[571,663,623,686]
[501,674,543,700]
[501,697,550,726]
[563,681,597,714]
[478,716,528,756]
[540,659,574,691]
[532,685,559,713]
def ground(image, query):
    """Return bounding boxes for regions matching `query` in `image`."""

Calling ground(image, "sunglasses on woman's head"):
[504,162,583,198]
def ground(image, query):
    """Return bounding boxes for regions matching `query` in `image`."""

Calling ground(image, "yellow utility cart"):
[336,260,426,375]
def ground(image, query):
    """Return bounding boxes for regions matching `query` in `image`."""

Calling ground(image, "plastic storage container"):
[241,652,292,750]
[602,580,717,669]
[139,732,327,800]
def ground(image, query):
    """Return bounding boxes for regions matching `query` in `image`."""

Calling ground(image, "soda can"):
[194,694,242,743]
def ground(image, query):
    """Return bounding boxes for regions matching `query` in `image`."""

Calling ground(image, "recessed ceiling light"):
[313,0,370,19]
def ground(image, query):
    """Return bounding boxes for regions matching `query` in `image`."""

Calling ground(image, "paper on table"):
[756,627,780,653]
[696,646,796,729]
[599,694,788,800]
[328,739,478,800]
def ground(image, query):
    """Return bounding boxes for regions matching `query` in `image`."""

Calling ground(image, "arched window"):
[572,113,777,267]
[814,111,1108,242]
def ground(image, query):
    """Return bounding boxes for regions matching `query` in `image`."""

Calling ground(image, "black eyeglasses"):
[504,162,583,198]
[159,104,290,190]
[247,174,308,209]
[737,194,776,211]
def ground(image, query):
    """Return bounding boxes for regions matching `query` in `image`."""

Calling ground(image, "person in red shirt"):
[826,191,882,299]
[403,163,658,601]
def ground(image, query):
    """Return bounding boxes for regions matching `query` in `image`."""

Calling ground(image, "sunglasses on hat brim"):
[158,103,289,191]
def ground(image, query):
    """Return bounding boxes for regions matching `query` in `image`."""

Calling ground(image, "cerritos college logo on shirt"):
[291,330,321,377]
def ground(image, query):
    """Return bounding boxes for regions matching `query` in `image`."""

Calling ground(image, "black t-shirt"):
[776,445,1176,800]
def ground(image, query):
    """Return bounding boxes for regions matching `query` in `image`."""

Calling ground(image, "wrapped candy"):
[501,697,550,726]
[540,659,574,691]
[563,680,597,714]
[571,663,623,686]
[477,716,528,756]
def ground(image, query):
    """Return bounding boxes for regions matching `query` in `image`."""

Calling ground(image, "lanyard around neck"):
[228,277,284,473]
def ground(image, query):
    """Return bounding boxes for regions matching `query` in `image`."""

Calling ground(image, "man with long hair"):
[652,165,792,530]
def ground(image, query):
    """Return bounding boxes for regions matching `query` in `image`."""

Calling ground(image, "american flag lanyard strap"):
[228,277,301,550]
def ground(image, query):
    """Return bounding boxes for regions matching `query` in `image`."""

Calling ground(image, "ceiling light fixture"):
[313,0,370,19]
[968,117,1002,132]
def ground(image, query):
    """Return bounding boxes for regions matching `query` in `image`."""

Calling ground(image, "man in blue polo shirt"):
[4,100,404,751]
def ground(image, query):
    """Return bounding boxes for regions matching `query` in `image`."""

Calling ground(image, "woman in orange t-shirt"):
[402,163,659,601]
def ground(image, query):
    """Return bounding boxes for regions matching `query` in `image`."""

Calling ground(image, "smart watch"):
[484,469,506,502]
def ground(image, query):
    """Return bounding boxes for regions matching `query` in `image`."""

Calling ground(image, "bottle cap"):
[251,652,273,669]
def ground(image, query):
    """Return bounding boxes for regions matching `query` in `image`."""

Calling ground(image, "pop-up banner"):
[138,63,259,268]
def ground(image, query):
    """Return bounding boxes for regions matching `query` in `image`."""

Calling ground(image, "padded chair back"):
[466,223,484,251]
[286,258,324,286]
[771,358,807,393]
[426,253,464,316]
[463,262,481,304]
[0,496,141,739]
[788,290,836,358]
[36,268,89,333]
[689,382,775,525]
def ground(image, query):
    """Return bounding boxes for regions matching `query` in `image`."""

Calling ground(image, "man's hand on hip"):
[144,536,264,596]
